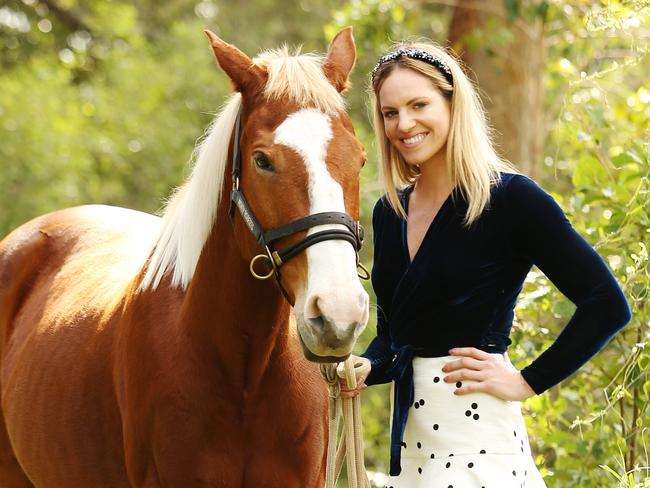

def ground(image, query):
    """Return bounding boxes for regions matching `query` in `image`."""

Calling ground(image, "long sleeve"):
[361,198,395,386]
[361,312,394,386]
[506,175,632,394]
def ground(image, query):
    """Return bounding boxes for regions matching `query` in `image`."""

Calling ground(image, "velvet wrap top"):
[361,173,631,476]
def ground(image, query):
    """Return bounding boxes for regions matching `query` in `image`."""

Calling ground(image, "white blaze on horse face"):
[274,109,368,356]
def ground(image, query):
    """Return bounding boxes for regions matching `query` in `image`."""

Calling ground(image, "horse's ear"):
[204,30,266,93]
[323,27,356,93]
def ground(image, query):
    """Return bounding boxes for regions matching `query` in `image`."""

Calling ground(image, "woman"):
[343,42,631,487]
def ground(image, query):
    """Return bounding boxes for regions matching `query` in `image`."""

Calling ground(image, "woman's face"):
[378,67,451,169]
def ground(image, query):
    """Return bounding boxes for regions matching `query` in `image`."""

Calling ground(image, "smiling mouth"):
[401,132,428,146]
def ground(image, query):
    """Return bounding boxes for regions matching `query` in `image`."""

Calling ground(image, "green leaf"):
[573,154,609,187]
[599,464,622,481]
[504,0,519,22]
[391,6,405,23]
[639,354,650,371]
[536,1,550,21]
[643,381,650,397]
[612,152,637,166]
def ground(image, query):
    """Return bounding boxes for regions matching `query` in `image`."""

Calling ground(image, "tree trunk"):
[447,0,545,178]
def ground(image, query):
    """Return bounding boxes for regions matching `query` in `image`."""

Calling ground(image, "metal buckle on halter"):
[250,246,283,280]
[233,176,240,191]
[270,249,283,268]
[356,221,364,247]
[354,221,369,280]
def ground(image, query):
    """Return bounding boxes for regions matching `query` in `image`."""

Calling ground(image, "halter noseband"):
[228,110,369,301]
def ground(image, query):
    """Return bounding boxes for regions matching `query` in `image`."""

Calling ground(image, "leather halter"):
[228,110,369,301]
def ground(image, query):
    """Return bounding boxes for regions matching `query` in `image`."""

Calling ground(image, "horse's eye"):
[253,152,275,173]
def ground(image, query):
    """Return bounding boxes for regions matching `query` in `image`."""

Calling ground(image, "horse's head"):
[207,28,369,362]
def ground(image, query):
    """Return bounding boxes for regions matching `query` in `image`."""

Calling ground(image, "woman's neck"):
[414,155,453,203]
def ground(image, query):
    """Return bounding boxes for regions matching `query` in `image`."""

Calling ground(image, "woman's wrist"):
[517,372,536,400]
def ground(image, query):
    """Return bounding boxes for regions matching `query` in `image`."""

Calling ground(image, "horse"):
[0,28,369,487]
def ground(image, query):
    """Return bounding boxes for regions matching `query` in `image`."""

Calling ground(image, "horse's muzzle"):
[296,330,349,363]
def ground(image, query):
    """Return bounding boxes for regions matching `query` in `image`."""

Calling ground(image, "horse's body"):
[0,29,366,487]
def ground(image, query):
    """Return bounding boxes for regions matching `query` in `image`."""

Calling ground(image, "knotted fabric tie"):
[385,344,422,476]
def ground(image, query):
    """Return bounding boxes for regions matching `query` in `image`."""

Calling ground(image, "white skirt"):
[386,356,546,488]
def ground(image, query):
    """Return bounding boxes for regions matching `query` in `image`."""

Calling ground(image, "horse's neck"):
[181,209,291,391]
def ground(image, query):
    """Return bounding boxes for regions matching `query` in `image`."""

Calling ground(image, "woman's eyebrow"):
[381,97,431,110]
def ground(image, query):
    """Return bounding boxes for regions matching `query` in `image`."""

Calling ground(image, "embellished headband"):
[371,47,454,86]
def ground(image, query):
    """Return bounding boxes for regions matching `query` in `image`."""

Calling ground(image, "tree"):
[447,0,546,178]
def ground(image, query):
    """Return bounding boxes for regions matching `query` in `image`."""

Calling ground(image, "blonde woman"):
[342,43,631,487]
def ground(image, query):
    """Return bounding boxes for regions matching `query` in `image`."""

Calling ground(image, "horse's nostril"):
[304,294,322,320]
[306,316,325,332]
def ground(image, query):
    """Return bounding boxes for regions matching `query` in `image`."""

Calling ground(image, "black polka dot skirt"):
[385,356,546,488]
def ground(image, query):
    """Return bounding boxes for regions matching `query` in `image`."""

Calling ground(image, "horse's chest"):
[148,379,327,487]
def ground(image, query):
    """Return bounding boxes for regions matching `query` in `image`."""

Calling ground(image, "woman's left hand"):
[442,347,536,401]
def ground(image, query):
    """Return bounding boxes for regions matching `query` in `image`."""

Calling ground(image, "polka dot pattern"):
[385,356,546,488]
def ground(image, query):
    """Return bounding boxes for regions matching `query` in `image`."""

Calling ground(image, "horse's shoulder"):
[0,206,162,329]
[2,204,157,272]
[40,204,160,240]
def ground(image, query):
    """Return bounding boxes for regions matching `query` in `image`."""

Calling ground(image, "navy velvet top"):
[362,173,631,476]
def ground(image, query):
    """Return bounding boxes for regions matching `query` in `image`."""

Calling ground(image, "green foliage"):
[527,4,650,483]
[0,0,353,236]
[0,1,229,234]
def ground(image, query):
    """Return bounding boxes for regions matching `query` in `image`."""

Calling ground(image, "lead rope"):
[320,357,371,488]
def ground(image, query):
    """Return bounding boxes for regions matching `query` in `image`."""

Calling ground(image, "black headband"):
[371,47,453,86]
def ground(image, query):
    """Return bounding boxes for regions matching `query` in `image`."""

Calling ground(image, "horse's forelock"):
[253,47,345,116]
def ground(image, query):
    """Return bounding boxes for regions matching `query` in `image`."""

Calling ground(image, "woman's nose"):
[397,113,416,132]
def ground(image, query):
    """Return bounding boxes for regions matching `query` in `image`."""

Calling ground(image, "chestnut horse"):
[0,28,368,487]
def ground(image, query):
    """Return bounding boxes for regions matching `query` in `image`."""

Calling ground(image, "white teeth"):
[403,133,426,145]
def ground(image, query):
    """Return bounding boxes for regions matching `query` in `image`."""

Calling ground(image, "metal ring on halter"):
[357,261,370,280]
[250,254,274,280]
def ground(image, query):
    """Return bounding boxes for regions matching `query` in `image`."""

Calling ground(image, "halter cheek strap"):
[228,110,369,302]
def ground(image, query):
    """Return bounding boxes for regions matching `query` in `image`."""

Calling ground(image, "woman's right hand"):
[337,356,371,398]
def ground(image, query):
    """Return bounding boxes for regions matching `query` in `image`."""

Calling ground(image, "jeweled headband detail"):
[371,48,454,86]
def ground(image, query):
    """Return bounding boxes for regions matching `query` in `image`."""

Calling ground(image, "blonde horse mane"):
[139,48,344,291]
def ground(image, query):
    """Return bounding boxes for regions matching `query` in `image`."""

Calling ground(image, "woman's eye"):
[253,153,275,172]
[414,102,427,109]
[383,111,397,118]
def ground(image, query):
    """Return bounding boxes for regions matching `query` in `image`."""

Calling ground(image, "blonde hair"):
[254,46,345,116]
[370,41,517,225]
